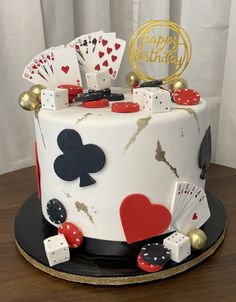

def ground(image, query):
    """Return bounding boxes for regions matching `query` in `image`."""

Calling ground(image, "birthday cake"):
[16,22,217,281]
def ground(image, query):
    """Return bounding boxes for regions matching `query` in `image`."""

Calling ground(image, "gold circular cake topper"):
[128,20,192,83]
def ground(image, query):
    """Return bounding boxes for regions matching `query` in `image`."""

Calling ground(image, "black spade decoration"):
[54,129,106,187]
[46,199,67,224]
[198,126,212,180]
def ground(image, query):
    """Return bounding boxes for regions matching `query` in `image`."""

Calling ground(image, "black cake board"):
[14,190,226,286]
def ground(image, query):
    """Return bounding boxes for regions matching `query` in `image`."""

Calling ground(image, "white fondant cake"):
[34,90,208,242]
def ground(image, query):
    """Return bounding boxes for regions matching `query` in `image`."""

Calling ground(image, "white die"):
[41,88,69,110]
[43,234,70,267]
[85,71,111,90]
[143,88,171,113]
[163,231,191,263]
[133,88,146,108]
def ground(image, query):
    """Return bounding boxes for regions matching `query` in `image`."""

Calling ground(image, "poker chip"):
[82,98,109,108]
[46,199,67,225]
[140,79,163,88]
[137,254,164,273]
[88,88,111,95]
[75,91,104,102]
[58,222,83,249]
[140,243,170,265]
[58,84,83,95]
[58,84,83,103]
[173,89,200,105]
[105,93,124,101]
[112,101,140,113]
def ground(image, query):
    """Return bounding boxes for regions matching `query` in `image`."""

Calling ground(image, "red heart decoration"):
[102,60,108,67]
[102,39,108,46]
[95,64,101,71]
[115,43,121,50]
[61,66,69,74]
[111,55,117,62]
[109,67,113,75]
[107,47,112,54]
[192,213,198,220]
[99,51,105,58]
[120,194,171,244]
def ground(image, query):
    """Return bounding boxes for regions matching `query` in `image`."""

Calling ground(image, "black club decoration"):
[54,129,106,187]
[198,126,212,180]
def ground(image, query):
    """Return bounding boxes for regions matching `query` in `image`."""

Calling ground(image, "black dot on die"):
[46,199,66,225]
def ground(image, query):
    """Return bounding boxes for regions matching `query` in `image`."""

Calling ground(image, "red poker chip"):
[82,98,109,108]
[137,254,164,273]
[173,89,200,105]
[112,101,140,113]
[58,222,83,249]
[58,84,83,95]
[58,85,83,103]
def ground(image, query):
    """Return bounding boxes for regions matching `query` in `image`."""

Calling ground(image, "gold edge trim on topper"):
[15,226,226,286]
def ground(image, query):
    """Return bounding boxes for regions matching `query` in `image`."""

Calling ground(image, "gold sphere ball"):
[169,78,188,92]
[18,91,41,111]
[125,71,141,88]
[187,229,207,250]
[29,84,46,102]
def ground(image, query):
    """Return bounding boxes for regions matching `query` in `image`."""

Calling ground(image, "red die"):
[58,222,83,248]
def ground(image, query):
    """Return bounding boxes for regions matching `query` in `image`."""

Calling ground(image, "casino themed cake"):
[15,21,225,285]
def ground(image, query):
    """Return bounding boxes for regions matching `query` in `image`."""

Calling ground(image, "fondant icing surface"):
[34,91,208,241]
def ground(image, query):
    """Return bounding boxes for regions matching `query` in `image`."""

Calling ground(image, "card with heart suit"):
[175,191,210,234]
[170,181,210,233]
[91,37,126,79]
[52,46,82,86]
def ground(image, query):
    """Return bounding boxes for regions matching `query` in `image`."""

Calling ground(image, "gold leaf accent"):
[173,107,200,134]
[155,140,179,178]
[63,192,72,198]
[76,113,93,123]
[124,116,152,151]
[34,110,46,149]
[75,201,94,224]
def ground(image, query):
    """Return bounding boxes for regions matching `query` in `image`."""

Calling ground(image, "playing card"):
[23,60,49,86]
[52,46,82,86]
[91,37,126,79]
[174,183,196,220]
[175,192,210,234]
[170,182,186,219]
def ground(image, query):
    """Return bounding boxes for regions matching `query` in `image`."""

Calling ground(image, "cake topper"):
[128,20,192,83]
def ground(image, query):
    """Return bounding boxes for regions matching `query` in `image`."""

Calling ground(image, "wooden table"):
[0,164,235,302]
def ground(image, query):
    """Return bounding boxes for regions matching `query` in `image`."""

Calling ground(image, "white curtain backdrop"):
[0,0,234,175]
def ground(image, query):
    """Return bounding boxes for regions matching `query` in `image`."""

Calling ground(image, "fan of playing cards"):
[23,31,126,88]
[170,182,211,234]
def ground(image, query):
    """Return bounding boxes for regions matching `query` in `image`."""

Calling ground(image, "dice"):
[143,88,171,113]
[85,71,111,90]
[163,231,191,263]
[133,88,145,108]
[43,234,70,267]
[41,88,69,110]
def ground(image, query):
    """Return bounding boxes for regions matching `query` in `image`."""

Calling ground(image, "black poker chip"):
[140,243,170,265]
[104,93,124,101]
[46,199,67,225]
[88,88,111,95]
[140,79,163,88]
[75,91,104,102]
